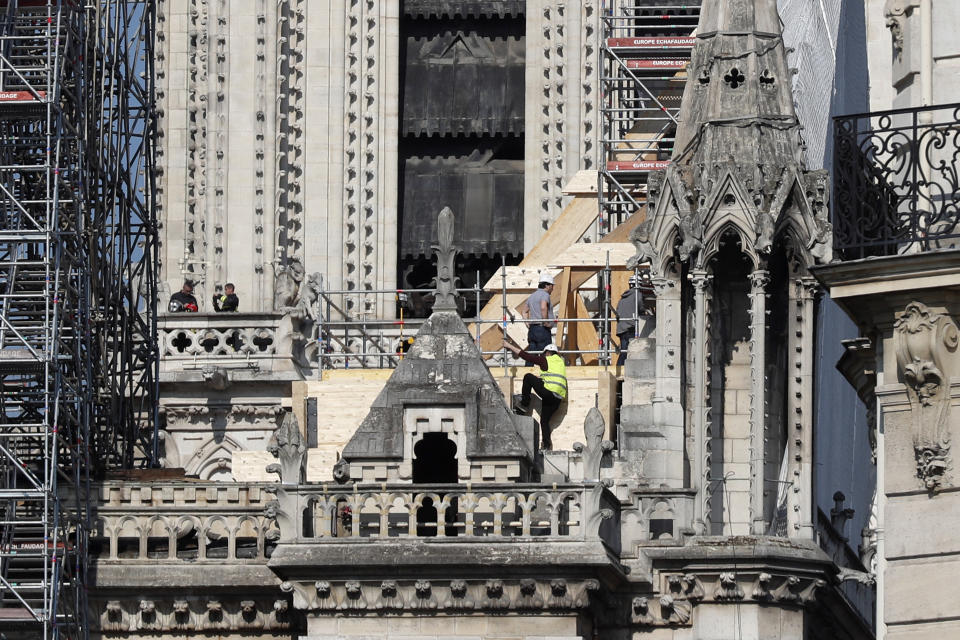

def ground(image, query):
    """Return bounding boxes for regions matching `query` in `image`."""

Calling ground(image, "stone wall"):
[306,614,584,640]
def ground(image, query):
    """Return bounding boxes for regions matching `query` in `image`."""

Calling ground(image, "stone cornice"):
[811,250,960,300]
[279,577,599,613]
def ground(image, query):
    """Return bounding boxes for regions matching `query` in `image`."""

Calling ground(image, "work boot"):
[512,394,529,414]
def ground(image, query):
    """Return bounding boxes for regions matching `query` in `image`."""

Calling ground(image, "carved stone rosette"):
[894,302,959,491]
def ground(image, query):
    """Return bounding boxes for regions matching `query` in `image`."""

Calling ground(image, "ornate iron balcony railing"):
[832,103,960,260]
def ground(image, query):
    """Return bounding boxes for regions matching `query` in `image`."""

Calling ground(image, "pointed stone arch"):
[184,434,244,480]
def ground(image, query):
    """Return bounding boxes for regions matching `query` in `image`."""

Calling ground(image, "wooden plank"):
[575,293,599,366]
[482,266,561,292]
[609,269,631,339]
[562,170,599,195]
[553,268,574,352]
[549,242,636,268]
[525,196,599,266]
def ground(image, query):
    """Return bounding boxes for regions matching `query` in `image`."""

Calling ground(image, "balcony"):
[832,103,960,260]
[158,312,306,382]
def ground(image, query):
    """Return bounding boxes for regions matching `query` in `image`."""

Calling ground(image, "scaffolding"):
[599,1,701,232]
[0,1,158,637]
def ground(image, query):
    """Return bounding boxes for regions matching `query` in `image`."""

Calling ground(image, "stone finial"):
[575,407,614,481]
[431,207,459,312]
[267,411,305,484]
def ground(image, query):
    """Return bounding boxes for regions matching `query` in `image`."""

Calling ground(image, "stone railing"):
[159,312,281,358]
[92,482,279,563]
[270,483,620,549]
[157,312,309,380]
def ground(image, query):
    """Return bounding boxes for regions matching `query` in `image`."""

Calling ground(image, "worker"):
[168,280,199,313]
[523,272,555,352]
[212,282,239,312]
[501,334,567,450]
[615,273,650,365]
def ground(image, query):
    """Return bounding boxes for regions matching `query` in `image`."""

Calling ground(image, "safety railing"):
[832,102,960,259]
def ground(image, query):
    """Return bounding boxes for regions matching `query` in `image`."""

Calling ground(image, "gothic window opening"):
[706,232,752,535]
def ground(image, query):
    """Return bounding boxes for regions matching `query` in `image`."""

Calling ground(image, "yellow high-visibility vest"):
[542,353,567,400]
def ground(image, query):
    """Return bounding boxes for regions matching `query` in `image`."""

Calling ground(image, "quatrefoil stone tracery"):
[724,67,746,88]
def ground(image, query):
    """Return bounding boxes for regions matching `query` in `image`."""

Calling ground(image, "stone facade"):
[97,0,960,638]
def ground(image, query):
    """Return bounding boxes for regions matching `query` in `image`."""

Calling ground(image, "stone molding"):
[894,301,959,491]
[884,0,916,61]
[96,597,295,633]
[631,571,826,627]
[279,577,599,613]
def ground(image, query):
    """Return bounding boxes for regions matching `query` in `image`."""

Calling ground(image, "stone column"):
[787,277,817,539]
[690,270,712,533]
[749,269,769,535]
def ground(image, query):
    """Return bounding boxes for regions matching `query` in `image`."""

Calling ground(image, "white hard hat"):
[543,343,559,353]
[539,272,554,285]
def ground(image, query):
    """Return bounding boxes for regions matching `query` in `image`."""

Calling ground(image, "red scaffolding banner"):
[606,37,696,49]
[606,161,671,172]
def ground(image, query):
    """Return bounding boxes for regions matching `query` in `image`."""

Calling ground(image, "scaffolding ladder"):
[599,1,701,232]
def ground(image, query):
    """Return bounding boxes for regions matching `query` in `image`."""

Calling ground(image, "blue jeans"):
[526,324,552,352]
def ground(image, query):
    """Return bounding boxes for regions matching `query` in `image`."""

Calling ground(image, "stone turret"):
[628,0,829,538]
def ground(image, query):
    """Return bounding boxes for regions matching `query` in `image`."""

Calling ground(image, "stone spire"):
[431,207,459,312]
[630,0,831,273]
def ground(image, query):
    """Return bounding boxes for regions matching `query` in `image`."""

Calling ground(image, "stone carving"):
[95,599,293,633]
[884,0,910,60]
[752,572,773,601]
[445,579,475,610]
[516,578,544,609]
[631,597,655,625]
[412,579,437,610]
[377,580,403,610]
[266,411,305,484]
[276,270,323,368]
[659,595,691,624]
[431,207,459,312]
[894,302,959,491]
[713,572,744,601]
[274,579,599,613]
[573,407,614,481]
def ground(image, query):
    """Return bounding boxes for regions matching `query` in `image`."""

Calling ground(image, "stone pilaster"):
[691,270,712,534]
[749,269,769,534]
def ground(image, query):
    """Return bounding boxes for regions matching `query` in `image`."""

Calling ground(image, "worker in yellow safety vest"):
[501,333,567,450]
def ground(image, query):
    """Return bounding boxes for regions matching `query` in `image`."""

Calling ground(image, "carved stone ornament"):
[573,407,615,481]
[94,598,293,633]
[266,411,306,484]
[631,571,827,628]
[432,206,460,312]
[894,302,959,491]
[278,579,599,613]
[884,0,912,60]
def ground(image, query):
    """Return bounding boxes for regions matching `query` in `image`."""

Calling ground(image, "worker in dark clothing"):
[213,283,239,312]
[501,332,567,450]
[168,281,199,313]
[615,273,650,365]
[523,272,555,352]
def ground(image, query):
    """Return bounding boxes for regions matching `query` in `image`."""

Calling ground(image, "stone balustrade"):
[266,482,623,554]
[157,312,309,380]
[159,312,281,359]
[93,482,279,562]
[91,480,640,563]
